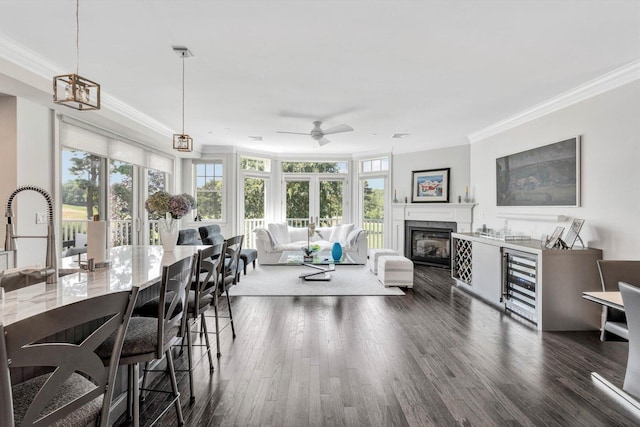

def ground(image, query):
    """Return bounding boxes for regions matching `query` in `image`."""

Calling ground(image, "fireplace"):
[405,220,456,268]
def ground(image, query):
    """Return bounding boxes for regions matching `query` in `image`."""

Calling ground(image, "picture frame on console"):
[545,226,565,249]
[411,168,450,203]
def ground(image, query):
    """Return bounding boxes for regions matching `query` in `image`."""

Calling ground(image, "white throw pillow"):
[329,225,343,243]
[288,226,308,242]
[330,224,354,245]
[268,223,290,244]
[339,224,354,244]
[315,227,332,241]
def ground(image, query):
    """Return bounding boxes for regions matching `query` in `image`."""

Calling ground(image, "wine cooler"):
[502,248,538,324]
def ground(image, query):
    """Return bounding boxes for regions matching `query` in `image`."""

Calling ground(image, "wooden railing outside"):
[243,218,265,250]
[62,219,161,248]
[364,218,384,249]
[62,217,384,250]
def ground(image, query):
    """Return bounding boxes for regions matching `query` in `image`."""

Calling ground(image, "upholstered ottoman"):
[378,256,414,288]
[368,248,399,274]
[240,248,258,275]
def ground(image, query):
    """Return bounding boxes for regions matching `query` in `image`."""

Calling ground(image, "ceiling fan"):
[276,121,354,146]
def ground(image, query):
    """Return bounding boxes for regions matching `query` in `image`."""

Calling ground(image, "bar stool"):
[0,287,139,427]
[219,235,244,340]
[182,242,225,402]
[97,255,195,427]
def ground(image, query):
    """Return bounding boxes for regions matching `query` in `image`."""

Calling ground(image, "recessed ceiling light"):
[392,133,409,139]
[249,136,263,141]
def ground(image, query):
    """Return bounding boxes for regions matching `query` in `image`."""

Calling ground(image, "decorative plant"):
[303,222,323,257]
[145,191,195,220]
[145,191,195,231]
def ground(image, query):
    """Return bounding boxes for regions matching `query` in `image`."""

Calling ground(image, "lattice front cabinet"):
[453,238,472,285]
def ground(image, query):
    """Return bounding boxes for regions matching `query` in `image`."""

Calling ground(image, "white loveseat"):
[254,223,368,265]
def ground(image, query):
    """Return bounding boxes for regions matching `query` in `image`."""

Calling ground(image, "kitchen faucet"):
[4,185,58,284]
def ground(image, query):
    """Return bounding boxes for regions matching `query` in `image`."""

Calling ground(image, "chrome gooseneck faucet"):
[4,185,58,284]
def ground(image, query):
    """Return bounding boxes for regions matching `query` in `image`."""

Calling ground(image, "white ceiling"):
[0,0,638,157]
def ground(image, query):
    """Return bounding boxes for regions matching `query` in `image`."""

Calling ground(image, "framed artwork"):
[563,218,585,249]
[496,136,580,207]
[545,226,565,249]
[411,168,450,203]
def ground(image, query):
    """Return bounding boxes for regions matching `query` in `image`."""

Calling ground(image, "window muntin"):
[195,161,224,220]
[281,161,348,173]
[241,156,270,172]
[361,157,389,173]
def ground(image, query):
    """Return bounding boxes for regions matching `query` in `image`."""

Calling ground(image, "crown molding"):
[0,33,174,138]
[468,60,640,144]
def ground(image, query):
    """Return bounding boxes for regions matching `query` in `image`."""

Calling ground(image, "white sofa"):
[254,223,368,265]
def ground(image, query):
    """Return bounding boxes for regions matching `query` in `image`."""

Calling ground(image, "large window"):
[240,156,269,248]
[195,161,223,220]
[282,161,348,227]
[61,149,104,246]
[60,120,175,250]
[110,160,134,246]
[359,156,389,249]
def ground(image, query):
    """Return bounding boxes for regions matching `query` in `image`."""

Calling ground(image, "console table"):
[451,232,603,331]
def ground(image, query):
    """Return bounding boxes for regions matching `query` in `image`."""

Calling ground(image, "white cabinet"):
[452,233,603,331]
[452,237,502,305]
[471,242,502,305]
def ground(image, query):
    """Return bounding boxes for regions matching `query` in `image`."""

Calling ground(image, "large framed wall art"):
[496,136,580,207]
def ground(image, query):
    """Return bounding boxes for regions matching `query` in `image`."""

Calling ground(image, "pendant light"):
[53,0,100,110]
[173,46,193,152]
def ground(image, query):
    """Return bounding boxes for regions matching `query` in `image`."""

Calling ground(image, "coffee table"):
[278,250,355,281]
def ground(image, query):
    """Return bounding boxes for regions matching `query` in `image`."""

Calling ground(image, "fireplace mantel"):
[390,203,475,255]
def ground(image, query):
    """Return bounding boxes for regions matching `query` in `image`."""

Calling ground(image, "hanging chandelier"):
[173,47,193,152]
[53,0,100,110]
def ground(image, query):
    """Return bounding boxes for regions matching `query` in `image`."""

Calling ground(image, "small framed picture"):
[563,218,585,249]
[411,168,450,203]
[545,226,565,249]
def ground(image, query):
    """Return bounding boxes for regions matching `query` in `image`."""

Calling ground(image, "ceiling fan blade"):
[322,124,354,135]
[276,131,311,135]
[318,137,331,146]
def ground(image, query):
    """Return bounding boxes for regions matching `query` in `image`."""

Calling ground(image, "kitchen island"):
[0,245,206,326]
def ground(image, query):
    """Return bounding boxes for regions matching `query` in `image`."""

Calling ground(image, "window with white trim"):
[195,161,224,220]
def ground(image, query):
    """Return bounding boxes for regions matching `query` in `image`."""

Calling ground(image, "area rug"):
[227,264,405,296]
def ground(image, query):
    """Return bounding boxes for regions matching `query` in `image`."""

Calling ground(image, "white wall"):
[0,96,17,247]
[15,98,54,267]
[392,144,470,204]
[470,81,640,259]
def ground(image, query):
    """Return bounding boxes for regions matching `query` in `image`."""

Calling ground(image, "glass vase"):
[331,242,343,262]
[159,218,178,252]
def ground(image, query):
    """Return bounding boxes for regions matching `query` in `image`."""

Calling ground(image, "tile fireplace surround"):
[391,203,475,255]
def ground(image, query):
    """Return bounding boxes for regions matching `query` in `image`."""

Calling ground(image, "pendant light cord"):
[182,55,185,134]
[76,0,80,75]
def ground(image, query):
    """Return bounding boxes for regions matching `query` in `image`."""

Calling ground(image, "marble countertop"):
[0,245,207,326]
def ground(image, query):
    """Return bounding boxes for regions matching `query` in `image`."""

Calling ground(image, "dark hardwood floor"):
[131,265,639,426]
